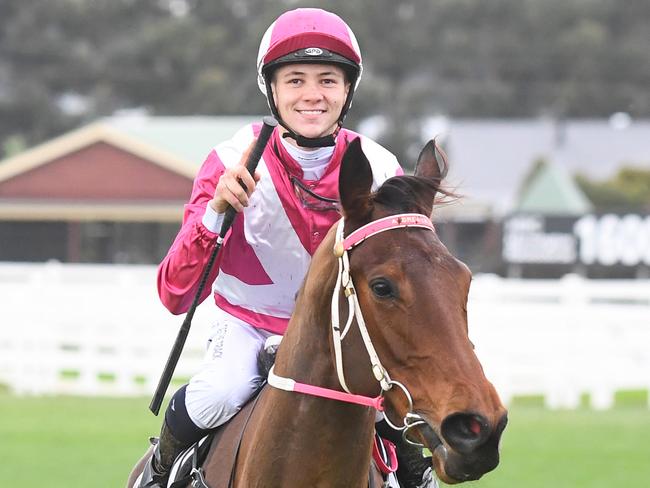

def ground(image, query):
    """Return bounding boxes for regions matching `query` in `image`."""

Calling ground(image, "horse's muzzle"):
[420,412,508,484]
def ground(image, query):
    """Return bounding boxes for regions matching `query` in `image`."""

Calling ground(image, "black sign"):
[502,214,650,267]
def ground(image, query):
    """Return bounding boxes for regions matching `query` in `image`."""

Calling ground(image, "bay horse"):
[128,138,507,487]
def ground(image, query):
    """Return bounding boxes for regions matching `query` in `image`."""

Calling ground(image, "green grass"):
[0,393,159,487]
[452,404,650,488]
[0,392,648,487]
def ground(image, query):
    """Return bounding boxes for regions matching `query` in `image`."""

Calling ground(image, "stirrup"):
[416,467,438,488]
[190,467,209,488]
[136,438,169,488]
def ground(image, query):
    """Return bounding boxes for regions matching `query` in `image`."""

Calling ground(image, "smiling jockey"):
[137,8,435,488]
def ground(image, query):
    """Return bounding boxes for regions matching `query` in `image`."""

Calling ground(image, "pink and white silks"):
[157,122,403,335]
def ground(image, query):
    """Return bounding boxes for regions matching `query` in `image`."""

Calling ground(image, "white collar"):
[280,137,335,180]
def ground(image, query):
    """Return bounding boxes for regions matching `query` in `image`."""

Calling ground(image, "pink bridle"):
[268,213,435,415]
[336,213,435,255]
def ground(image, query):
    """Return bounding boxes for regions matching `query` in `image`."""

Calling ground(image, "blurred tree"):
[0,0,649,165]
[576,167,650,211]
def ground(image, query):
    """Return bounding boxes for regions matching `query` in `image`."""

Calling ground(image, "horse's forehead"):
[364,225,441,257]
[343,208,469,279]
[359,228,463,273]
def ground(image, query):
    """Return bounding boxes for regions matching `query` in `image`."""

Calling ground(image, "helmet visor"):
[262,48,359,80]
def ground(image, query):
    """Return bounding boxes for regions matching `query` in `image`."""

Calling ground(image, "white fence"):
[468,274,650,409]
[0,262,213,397]
[0,263,648,409]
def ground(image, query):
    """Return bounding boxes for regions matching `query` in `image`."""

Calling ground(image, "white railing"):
[468,274,650,409]
[0,263,648,409]
[0,262,212,397]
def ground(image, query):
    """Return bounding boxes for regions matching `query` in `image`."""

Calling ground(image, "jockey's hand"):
[209,139,261,214]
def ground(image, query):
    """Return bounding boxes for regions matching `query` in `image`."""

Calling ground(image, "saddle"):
[167,392,261,488]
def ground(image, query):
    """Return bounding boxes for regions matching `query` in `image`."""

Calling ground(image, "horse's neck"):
[241,387,375,487]
[251,333,376,486]
[276,235,344,390]
[238,238,377,486]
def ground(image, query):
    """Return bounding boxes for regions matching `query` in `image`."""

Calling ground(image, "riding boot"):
[137,421,189,488]
[376,420,439,488]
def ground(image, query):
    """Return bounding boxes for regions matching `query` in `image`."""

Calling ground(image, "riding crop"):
[149,116,278,415]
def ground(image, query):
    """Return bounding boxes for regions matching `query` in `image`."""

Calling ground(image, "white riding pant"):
[185,310,274,430]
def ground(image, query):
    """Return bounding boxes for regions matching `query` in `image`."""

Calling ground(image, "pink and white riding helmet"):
[256,8,363,146]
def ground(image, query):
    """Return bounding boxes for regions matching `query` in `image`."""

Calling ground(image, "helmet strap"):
[281,126,338,148]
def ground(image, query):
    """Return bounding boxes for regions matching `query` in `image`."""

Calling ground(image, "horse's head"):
[335,138,507,484]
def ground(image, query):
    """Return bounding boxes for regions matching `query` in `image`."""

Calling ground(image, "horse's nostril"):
[441,413,489,454]
[466,416,482,436]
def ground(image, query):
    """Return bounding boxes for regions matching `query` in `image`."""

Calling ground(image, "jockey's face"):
[271,63,350,148]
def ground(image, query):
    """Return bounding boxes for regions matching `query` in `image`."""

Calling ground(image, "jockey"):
[138,8,435,488]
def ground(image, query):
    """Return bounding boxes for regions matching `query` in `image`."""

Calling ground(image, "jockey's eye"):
[370,278,396,299]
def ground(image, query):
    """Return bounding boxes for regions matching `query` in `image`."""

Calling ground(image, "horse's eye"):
[370,278,396,299]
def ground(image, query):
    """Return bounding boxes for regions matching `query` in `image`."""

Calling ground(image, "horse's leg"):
[125,445,154,488]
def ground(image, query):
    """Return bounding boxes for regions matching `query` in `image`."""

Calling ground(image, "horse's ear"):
[414,138,448,181]
[414,138,449,216]
[339,138,373,220]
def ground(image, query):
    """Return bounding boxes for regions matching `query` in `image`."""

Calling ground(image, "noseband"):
[268,213,435,444]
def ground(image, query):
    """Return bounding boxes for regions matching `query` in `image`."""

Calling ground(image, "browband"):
[334,213,434,257]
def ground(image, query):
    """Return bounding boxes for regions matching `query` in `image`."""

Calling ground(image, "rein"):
[268,213,435,440]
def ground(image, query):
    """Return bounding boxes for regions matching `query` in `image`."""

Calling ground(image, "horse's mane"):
[372,175,456,214]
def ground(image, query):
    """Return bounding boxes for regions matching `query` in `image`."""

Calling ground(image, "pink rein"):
[294,380,385,410]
